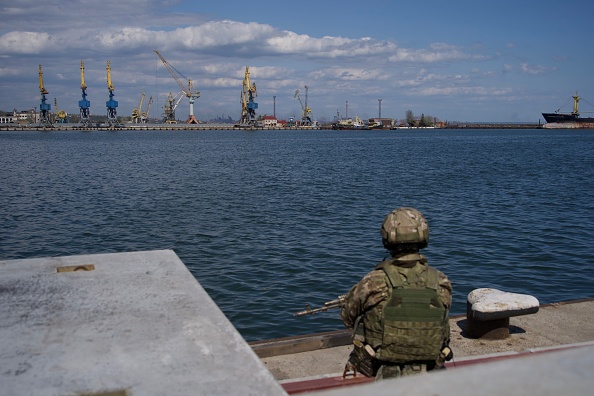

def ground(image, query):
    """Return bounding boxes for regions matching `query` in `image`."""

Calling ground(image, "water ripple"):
[1,129,593,341]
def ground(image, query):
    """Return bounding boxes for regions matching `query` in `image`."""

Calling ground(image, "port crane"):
[54,98,67,123]
[294,85,312,126]
[38,65,53,127]
[162,92,184,123]
[131,92,145,123]
[239,66,258,126]
[79,61,91,127]
[105,60,120,126]
[153,50,200,124]
[141,96,153,123]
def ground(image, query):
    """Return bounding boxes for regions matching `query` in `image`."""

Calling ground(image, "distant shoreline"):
[0,123,546,131]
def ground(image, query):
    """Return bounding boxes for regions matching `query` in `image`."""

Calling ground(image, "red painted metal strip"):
[282,375,374,394]
[282,344,589,394]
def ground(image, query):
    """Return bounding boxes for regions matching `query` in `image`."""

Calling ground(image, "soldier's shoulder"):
[357,268,390,289]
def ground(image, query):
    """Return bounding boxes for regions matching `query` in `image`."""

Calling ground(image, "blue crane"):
[79,61,91,127]
[38,65,53,127]
[106,60,119,126]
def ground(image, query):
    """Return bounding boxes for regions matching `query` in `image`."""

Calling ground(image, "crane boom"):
[107,60,115,91]
[39,65,48,95]
[80,60,87,90]
[153,50,199,99]
[154,50,200,123]
[142,96,153,123]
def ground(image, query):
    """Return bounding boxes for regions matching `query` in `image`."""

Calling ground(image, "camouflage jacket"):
[340,252,452,350]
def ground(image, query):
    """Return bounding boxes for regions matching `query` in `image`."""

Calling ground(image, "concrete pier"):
[255,299,594,381]
[0,250,285,396]
[255,299,594,394]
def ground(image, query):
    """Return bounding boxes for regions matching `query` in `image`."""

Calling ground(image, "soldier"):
[340,207,453,380]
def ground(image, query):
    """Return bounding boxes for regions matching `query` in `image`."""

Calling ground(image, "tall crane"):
[131,92,145,123]
[294,85,312,126]
[38,65,53,127]
[153,50,200,124]
[79,61,91,127]
[106,60,119,126]
[141,96,153,123]
[54,98,67,123]
[239,66,258,126]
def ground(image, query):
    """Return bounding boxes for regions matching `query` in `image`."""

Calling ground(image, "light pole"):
[378,99,382,119]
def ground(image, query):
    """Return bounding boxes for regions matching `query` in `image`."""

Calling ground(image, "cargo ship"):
[542,93,594,128]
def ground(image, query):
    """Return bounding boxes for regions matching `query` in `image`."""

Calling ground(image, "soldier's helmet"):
[380,207,429,251]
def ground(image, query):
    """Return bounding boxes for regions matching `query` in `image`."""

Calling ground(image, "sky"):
[1,0,593,123]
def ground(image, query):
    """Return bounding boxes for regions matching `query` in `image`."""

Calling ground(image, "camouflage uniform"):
[340,251,452,379]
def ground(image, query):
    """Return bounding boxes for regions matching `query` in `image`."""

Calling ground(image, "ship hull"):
[542,113,594,129]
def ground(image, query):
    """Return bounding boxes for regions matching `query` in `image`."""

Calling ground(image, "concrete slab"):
[0,250,286,396]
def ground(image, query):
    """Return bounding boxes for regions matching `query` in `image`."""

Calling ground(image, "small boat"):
[333,115,368,130]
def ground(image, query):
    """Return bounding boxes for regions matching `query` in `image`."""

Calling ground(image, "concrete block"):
[0,250,286,396]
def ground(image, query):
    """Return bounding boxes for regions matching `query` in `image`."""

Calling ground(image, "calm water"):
[1,128,593,341]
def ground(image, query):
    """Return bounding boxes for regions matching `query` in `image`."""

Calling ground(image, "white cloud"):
[412,86,513,96]
[309,67,387,81]
[520,63,555,75]
[0,32,60,54]
[0,67,20,77]
[388,43,488,63]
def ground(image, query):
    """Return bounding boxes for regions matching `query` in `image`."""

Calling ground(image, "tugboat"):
[332,115,368,130]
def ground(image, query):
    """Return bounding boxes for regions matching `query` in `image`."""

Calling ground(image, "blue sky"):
[1,0,593,122]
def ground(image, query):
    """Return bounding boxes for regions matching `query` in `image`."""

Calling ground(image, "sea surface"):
[1,128,593,341]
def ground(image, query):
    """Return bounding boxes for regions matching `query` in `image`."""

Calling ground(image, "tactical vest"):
[372,258,449,363]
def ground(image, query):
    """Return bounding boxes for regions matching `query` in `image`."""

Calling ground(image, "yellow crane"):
[132,92,145,123]
[142,96,153,123]
[294,85,312,126]
[54,98,67,123]
[153,50,200,124]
